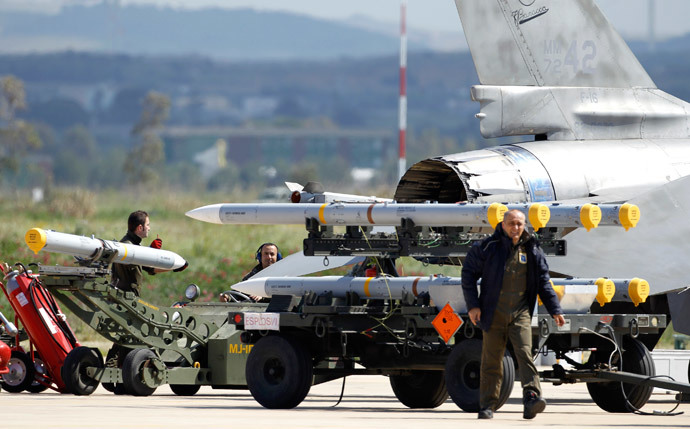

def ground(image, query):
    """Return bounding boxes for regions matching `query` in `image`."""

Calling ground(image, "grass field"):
[0,187,678,348]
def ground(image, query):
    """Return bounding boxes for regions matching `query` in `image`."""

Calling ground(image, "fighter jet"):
[393,0,690,334]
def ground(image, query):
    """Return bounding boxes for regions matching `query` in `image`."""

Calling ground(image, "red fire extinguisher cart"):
[0,264,81,393]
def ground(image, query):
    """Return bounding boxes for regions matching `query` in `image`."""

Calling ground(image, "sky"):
[2,0,690,40]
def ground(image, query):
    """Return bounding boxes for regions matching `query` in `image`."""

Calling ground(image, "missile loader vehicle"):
[32,263,262,396]
[228,281,681,412]
[185,200,690,412]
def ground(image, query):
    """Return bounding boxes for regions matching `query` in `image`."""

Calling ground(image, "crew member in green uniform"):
[111,210,186,295]
[462,209,565,419]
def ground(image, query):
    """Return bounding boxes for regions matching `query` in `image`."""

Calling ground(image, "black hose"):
[331,375,347,407]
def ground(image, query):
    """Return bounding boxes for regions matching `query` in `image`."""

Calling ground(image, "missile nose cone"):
[233,277,268,298]
[528,203,550,231]
[619,203,641,231]
[173,255,188,271]
[25,228,47,255]
[580,203,602,231]
[185,204,223,224]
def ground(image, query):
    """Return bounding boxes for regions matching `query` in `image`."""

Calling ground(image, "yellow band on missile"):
[363,277,374,297]
[528,203,550,231]
[595,278,616,307]
[628,278,650,307]
[318,203,328,224]
[487,203,507,228]
[580,204,602,231]
[25,228,47,255]
[619,203,640,231]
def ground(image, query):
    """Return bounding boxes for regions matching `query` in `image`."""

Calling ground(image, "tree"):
[0,75,26,123]
[63,125,97,160]
[124,91,170,186]
[0,75,41,182]
[131,91,170,136]
[53,126,99,186]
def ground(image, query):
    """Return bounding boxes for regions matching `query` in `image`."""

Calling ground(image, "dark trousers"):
[480,307,540,410]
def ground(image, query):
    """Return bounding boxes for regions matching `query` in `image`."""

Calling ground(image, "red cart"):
[0,264,80,393]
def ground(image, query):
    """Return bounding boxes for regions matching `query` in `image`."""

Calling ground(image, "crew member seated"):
[219,242,282,302]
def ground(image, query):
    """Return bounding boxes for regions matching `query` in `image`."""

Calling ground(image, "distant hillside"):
[0,3,431,60]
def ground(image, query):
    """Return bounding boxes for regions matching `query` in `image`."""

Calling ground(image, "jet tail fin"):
[454,0,690,140]
[454,0,655,88]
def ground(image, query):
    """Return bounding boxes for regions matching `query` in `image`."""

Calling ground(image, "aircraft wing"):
[554,185,659,206]
[548,175,690,297]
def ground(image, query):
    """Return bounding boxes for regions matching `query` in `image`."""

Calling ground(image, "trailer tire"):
[102,345,128,395]
[62,346,103,396]
[246,334,312,409]
[122,348,160,397]
[1,350,35,393]
[170,383,201,396]
[390,370,448,408]
[26,353,49,393]
[444,339,515,412]
[586,337,655,412]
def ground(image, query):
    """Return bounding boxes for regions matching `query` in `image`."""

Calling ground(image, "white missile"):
[233,275,468,312]
[187,202,511,228]
[25,228,188,271]
[186,201,639,231]
[234,275,459,299]
[234,275,646,313]
[286,181,393,204]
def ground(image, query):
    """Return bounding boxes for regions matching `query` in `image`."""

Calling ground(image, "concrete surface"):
[1,375,688,428]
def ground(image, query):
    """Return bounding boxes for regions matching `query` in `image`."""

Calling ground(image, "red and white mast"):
[398,0,407,180]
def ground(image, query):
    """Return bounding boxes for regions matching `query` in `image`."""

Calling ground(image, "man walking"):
[462,209,565,419]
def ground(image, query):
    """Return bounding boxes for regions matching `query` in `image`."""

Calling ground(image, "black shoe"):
[523,392,546,419]
[478,408,493,419]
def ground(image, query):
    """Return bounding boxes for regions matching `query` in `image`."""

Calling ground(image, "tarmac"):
[2,373,688,429]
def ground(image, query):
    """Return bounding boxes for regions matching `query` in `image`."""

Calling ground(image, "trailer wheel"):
[586,337,655,412]
[62,346,104,396]
[102,345,128,395]
[390,370,448,408]
[444,339,515,412]
[1,350,35,393]
[246,335,312,409]
[122,348,160,397]
[170,383,201,396]
[26,353,49,393]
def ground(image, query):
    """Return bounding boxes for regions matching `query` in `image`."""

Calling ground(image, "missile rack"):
[302,217,567,261]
